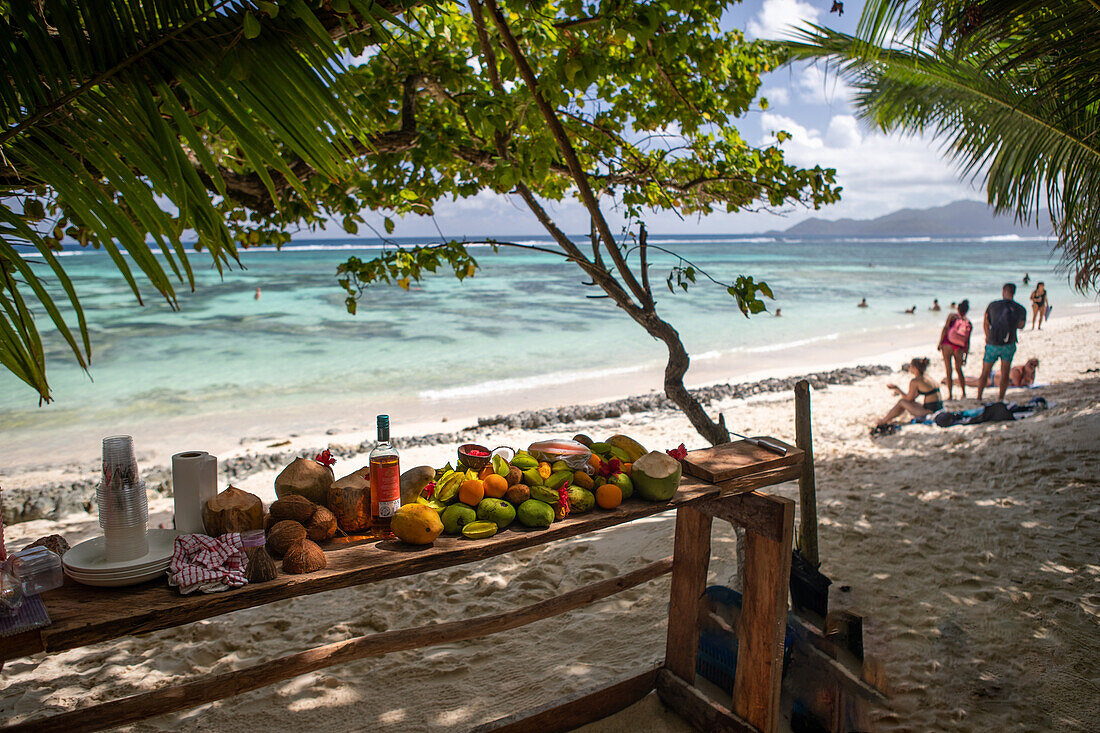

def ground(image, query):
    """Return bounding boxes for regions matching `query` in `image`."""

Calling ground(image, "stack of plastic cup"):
[98,436,149,562]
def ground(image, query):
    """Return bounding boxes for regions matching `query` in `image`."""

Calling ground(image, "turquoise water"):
[1,234,1094,432]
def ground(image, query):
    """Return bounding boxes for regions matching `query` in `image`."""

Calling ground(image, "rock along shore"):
[2,364,890,524]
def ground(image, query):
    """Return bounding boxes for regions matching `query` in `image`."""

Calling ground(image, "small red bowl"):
[458,443,491,470]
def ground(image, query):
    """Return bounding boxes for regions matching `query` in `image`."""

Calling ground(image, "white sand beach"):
[2,311,1098,731]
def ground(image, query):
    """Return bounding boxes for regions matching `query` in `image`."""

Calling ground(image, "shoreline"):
[3,310,1094,525]
[1,363,891,524]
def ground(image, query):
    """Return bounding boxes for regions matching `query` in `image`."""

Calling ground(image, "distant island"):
[769,200,1053,238]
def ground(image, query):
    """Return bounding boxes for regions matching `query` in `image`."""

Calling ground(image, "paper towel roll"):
[172,451,218,534]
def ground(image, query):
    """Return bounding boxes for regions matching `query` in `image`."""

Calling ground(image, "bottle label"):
[377,498,400,518]
[372,460,401,503]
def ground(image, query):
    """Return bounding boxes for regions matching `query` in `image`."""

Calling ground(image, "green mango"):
[550,460,571,473]
[590,441,613,455]
[566,486,595,513]
[517,499,554,528]
[522,467,545,486]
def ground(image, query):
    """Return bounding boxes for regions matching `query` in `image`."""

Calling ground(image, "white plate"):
[63,529,179,573]
[64,565,168,587]
[64,559,171,580]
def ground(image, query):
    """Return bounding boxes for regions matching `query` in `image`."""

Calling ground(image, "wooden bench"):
[2,440,802,733]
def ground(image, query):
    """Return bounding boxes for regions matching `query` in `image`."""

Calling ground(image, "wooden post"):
[732,496,794,733]
[664,506,712,681]
[794,380,818,566]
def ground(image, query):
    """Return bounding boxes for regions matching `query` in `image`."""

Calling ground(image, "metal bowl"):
[458,443,491,470]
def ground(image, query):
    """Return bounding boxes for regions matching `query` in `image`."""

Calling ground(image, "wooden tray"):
[681,439,802,489]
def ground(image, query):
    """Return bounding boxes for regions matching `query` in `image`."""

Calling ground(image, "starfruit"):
[461,520,499,539]
[492,454,509,476]
[511,451,539,469]
[523,467,545,486]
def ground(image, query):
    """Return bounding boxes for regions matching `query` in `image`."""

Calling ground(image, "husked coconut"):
[267,520,306,557]
[202,486,264,536]
[245,546,278,583]
[269,495,317,524]
[305,505,338,542]
[327,467,370,533]
[274,457,333,504]
[282,539,327,574]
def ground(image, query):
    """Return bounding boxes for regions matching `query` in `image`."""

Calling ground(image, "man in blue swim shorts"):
[977,283,1027,402]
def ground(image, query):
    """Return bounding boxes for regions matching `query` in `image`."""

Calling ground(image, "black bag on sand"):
[962,402,1015,425]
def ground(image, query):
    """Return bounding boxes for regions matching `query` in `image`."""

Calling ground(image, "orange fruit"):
[478,465,495,481]
[483,473,509,498]
[459,479,485,506]
[596,484,622,509]
[588,454,602,471]
[621,462,632,475]
[537,462,552,480]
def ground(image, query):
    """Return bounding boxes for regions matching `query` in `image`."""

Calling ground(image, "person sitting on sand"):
[858,298,868,308]
[875,358,944,427]
[904,305,916,314]
[938,299,972,399]
[931,299,941,311]
[962,358,1039,389]
[774,308,782,317]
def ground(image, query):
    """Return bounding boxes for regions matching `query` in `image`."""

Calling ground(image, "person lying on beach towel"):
[873,358,943,432]
[953,358,1039,389]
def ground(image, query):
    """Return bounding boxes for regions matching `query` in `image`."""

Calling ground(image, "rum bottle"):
[369,414,401,536]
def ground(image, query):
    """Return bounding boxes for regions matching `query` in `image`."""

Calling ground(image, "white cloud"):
[759,85,790,106]
[793,65,853,105]
[748,0,820,40]
[759,112,980,221]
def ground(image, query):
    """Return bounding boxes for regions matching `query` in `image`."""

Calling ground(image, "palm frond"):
[0,0,418,401]
[788,2,1100,290]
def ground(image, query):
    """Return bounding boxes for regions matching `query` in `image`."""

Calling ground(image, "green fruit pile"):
[407,434,678,543]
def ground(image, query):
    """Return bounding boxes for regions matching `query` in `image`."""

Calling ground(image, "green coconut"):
[631,451,682,501]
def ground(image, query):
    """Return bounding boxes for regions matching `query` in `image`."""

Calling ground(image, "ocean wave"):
[419,362,651,400]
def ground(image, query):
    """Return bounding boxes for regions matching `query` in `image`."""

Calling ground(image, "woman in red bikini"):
[938,299,972,399]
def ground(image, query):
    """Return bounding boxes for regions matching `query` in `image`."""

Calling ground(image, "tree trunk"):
[643,311,731,447]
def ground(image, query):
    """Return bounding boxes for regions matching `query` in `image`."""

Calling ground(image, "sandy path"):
[1,313,1097,731]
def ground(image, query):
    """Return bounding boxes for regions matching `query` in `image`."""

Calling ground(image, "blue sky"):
[344,0,981,239]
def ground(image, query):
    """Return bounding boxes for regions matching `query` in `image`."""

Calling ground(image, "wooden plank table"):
[3,439,803,733]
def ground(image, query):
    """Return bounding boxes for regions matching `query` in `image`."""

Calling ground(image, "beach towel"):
[168,532,247,594]
[933,397,1047,427]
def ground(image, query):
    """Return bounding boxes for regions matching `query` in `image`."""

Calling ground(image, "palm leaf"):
[787,2,1100,289]
[0,0,420,400]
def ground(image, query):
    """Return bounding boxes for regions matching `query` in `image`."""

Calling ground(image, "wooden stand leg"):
[733,497,794,733]
[664,506,712,682]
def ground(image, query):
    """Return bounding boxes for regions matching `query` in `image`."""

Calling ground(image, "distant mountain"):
[768,200,1053,238]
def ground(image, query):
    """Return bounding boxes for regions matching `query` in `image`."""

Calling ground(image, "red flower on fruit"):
[424,481,436,498]
[314,449,337,467]
[666,444,688,462]
[557,481,571,518]
[597,458,621,477]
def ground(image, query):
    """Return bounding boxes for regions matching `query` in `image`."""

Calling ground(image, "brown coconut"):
[202,486,264,537]
[267,520,306,557]
[327,467,370,533]
[305,505,338,543]
[282,539,327,574]
[274,457,334,505]
[269,495,317,524]
[245,546,278,583]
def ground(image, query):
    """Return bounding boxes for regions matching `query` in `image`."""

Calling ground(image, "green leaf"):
[243,12,261,39]
[384,216,395,234]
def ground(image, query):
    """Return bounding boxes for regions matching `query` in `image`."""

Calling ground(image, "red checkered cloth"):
[168,533,247,594]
